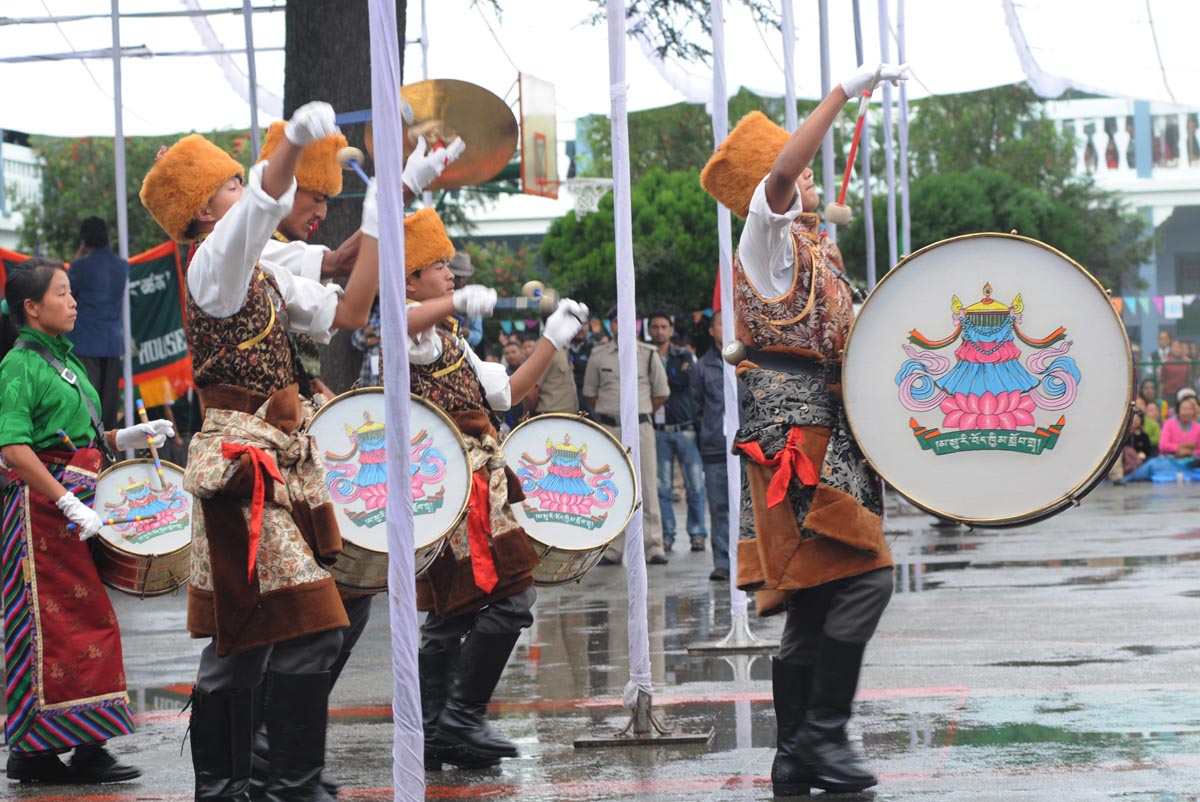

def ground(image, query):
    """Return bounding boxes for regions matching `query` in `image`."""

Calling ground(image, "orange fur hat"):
[405,208,455,275]
[700,111,790,219]
[256,121,347,197]
[139,134,244,242]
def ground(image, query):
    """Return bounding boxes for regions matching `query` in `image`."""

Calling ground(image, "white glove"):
[361,182,378,239]
[284,101,339,147]
[840,62,910,98]
[402,135,466,194]
[57,491,103,541]
[452,285,497,318]
[544,299,589,350]
[114,420,176,450]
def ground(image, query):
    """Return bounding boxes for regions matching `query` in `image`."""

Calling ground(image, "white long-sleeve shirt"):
[260,236,328,284]
[407,302,511,411]
[187,161,343,344]
[737,177,806,299]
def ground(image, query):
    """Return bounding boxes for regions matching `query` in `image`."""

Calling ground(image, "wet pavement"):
[6,481,1200,800]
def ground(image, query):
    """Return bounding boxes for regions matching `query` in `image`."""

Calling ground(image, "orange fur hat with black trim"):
[256,121,347,197]
[139,134,244,242]
[405,208,455,276]
[700,111,790,220]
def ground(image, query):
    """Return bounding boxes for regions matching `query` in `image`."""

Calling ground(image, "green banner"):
[128,243,188,378]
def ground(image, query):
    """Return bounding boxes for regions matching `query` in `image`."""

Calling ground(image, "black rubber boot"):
[799,636,878,793]
[248,685,269,801]
[191,686,255,801]
[250,684,340,799]
[434,631,521,760]
[421,644,502,771]
[261,672,335,802]
[771,657,813,797]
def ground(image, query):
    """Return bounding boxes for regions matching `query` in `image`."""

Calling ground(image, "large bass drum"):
[307,389,471,592]
[843,233,1132,527]
[92,459,193,597]
[503,413,638,585]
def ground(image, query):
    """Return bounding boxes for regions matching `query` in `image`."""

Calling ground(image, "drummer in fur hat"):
[139,102,381,800]
[700,63,907,797]
[395,208,587,771]
[247,124,465,797]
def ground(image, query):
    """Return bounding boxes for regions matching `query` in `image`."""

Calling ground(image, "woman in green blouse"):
[0,258,172,784]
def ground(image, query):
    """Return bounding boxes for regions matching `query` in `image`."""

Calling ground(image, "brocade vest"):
[186,268,297,396]
[733,212,854,361]
[407,321,490,416]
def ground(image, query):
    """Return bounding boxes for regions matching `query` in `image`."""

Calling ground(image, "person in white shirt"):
[140,101,379,801]
[400,207,586,771]
[700,63,908,797]
[247,119,464,798]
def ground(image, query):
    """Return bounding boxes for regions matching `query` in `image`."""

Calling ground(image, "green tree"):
[15,131,255,259]
[841,84,1152,292]
[577,87,819,183]
[906,84,1076,187]
[540,167,743,314]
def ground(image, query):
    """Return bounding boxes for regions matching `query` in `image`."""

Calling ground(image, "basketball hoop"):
[564,178,614,221]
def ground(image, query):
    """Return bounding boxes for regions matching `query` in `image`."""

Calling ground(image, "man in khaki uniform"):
[583,306,670,565]
[533,344,579,415]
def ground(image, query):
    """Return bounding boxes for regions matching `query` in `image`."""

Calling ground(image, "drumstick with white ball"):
[824,90,872,227]
[337,146,373,187]
[68,513,158,532]
[136,398,168,490]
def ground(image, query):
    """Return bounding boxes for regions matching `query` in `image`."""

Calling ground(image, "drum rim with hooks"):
[503,411,640,554]
[841,231,1133,527]
[93,457,191,559]
[304,387,472,554]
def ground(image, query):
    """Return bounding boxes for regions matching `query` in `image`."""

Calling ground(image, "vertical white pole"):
[710,0,747,620]
[897,0,912,256]
[877,0,898,277]
[818,0,836,243]
[420,0,430,80]
[607,0,653,706]
[366,1,422,798]
[780,0,797,131]
[110,0,134,446]
[852,0,876,288]
[242,0,261,156]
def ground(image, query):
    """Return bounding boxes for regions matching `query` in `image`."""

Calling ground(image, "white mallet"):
[824,91,871,227]
[337,146,372,187]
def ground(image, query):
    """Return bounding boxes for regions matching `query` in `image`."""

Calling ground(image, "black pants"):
[420,587,536,654]
[778,567,894,663]
[195,629,343,693]
[81,355,122,431]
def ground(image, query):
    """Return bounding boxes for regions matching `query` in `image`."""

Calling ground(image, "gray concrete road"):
[4,481,1200,800]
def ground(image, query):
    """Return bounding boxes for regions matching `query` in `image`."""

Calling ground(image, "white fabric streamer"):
[608,0,653,708]
[366,1,423,798]
[179,0,283,119]
[710,0,747,619]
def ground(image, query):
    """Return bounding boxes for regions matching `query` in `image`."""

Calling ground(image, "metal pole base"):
[574,689,712,748]
[686,611,778,656]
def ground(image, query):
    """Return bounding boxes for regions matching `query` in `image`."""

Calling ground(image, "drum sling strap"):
[13,339,117,462]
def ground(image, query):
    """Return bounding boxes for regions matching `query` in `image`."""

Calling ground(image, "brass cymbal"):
[364,79,518,190]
